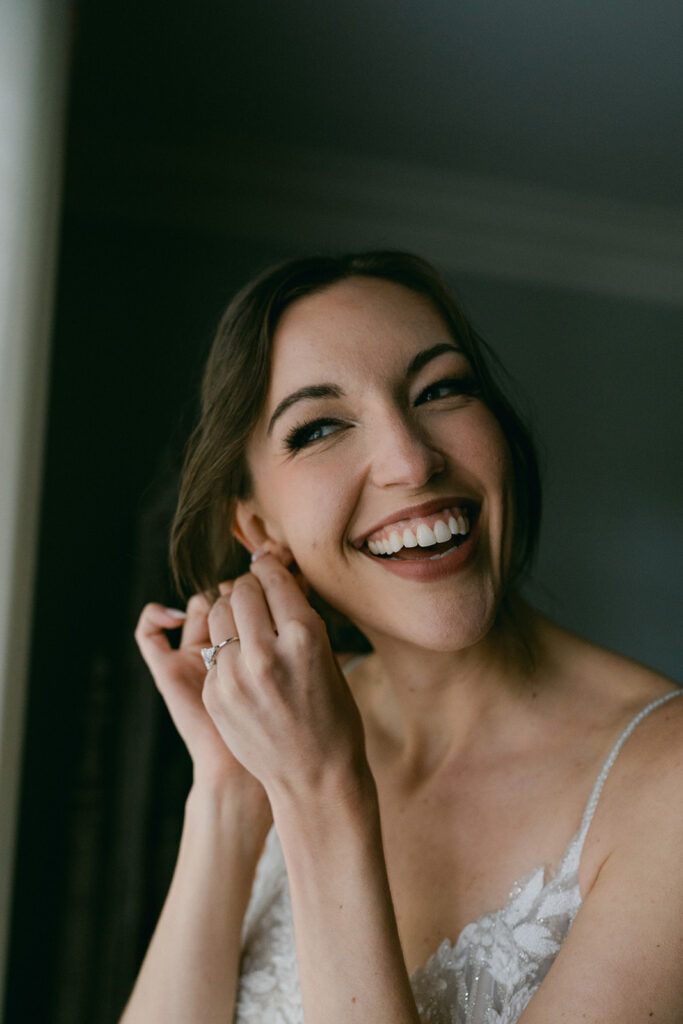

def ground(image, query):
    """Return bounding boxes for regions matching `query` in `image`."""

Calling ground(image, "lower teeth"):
[428,544,458,560]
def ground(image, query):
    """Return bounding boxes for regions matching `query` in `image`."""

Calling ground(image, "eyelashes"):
[415,375,479,405]
[284,417,344,452]
[283,375,481,453]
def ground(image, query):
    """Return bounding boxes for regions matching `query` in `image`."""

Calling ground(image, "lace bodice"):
[234,689,681,1024]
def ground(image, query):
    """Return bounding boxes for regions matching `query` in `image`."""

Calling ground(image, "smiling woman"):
[122,252,682,1024]
[171,253,540,602]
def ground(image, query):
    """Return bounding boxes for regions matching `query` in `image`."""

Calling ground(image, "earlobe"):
[232,503,294,568]
[233,505,310,594]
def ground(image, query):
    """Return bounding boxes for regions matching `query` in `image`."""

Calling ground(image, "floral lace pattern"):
[234,689,681,1024]
[410,838,582,1024]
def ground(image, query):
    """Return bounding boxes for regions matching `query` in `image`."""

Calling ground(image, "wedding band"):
[201,636,240,671]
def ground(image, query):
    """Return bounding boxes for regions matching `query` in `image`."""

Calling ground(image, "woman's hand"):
[202,553,370,809]
[134,590,271,813]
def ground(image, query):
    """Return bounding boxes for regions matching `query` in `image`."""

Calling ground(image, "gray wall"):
[457,275,681,679]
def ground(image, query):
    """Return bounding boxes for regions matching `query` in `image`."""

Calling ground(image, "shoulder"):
[581,669,683,896]
[518,690,683,1022]
[534,612,682,847]
[563,621,682,805]
[608,683,683,826]
[534,610,679,716]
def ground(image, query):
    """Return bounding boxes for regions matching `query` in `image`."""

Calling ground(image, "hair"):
[170,251,542,646]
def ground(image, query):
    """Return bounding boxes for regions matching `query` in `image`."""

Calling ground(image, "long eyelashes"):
[415,375,480,405]
[284,417,344,452]
[283,375,481,453]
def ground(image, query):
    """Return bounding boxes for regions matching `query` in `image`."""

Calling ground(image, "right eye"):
[283,418,345,452]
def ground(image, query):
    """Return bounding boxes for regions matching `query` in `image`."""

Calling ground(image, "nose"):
[367,408,446,489]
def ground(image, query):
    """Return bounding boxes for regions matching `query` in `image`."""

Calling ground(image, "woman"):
[122,252,682,1024]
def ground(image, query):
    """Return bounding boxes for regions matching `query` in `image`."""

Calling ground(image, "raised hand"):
[201,553,369,809]
[135,588,272,821]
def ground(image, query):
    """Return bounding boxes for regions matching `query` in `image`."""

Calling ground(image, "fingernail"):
[250,549,266,562]
[165,608,187,619]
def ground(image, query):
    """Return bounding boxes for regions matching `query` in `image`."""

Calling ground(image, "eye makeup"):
[282,373,481,453]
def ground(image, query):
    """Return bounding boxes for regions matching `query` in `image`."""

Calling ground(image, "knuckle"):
[207,595,230,624]
[282,618,317,653]
[137,602,155,624]
[264,567,287,588]
[250,646,278,679]
[187,593,208,614]
[231,572,255,592]
[134,605,154,639]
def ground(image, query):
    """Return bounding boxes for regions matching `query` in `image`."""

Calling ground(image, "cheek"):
[258,461,356,562]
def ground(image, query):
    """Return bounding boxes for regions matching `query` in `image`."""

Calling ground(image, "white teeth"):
[366,507,473,557]
[433,519,451,543]
[416,523,437,547]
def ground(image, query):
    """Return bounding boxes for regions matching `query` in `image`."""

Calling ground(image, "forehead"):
[269,277,453,385]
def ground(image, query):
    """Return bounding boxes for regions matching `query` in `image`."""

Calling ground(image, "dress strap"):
[575,688,682,850]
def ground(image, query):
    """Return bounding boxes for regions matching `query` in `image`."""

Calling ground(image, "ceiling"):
[71,0,682,208]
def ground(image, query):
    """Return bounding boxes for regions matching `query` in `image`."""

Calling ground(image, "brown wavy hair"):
[170,251,542,643]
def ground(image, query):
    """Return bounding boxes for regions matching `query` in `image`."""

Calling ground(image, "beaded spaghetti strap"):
[575,688,682,852]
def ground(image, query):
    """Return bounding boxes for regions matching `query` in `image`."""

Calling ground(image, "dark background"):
[5,1,682,1021]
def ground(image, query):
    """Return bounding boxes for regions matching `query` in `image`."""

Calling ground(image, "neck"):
[356,597,545,780]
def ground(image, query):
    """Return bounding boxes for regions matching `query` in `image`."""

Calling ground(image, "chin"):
[398,594,500,653]
[328,580,502,655]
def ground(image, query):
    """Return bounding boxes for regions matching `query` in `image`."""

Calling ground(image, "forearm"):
[273,770,421,1024]
[120,784,266,1024]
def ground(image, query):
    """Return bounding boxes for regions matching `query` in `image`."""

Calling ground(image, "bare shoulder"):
[519,621,683,1022]
[567,630,682,848]
[535,610,680,712]
[608,677,683,823]
[535,612,682,834]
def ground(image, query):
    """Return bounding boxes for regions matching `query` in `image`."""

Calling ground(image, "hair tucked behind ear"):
[170,251,542,648]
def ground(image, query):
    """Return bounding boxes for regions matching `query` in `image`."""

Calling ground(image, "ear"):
[232,501,294,567]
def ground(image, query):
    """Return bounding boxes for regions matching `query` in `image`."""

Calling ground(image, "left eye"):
[416,377,477,404]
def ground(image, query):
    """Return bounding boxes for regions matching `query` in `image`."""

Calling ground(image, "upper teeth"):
[367,510,470,555]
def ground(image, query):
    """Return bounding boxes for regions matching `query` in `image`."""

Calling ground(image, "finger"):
[229,572,277,651]
[249,553,316,633]
[180,592,211,648]
[135,603,185,673]
[207,591,240,654]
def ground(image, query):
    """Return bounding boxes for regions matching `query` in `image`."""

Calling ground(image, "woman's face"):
[240,277,514,652]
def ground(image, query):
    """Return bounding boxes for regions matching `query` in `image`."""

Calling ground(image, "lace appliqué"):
[235,829,303,1024]
[410,835,582,1024]
[234,828,582,1024]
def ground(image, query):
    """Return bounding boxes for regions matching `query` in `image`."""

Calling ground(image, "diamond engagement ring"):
[201,636,240,671]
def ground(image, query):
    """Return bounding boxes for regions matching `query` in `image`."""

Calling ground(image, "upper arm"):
[519,701,683,1024]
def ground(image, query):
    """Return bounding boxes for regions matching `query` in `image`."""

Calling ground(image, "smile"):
[355,500,481,581]
[365,506,471,560]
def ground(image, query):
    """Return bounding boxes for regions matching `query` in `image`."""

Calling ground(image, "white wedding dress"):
[234,688,681,1024]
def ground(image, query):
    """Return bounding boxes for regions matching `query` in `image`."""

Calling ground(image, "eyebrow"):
[266,341,462,435]
[267,384,345,435]
[405,342,462,378]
